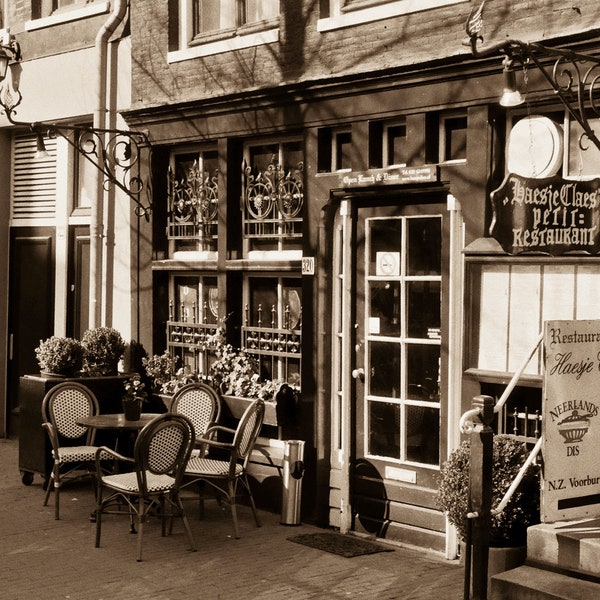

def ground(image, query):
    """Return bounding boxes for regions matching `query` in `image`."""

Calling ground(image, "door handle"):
[352,368,365,381]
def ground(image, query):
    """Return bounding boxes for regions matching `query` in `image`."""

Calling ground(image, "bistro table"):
[76,413,162,526]
[76,413,163,456]
[76,412,162,431]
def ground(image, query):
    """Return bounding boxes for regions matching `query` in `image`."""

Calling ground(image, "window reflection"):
[407,281,440,338]
[406,406,439,464]
[370,281,401,336]
[369,341,400,398]
[407,218,441,275]
[369,401,400,459]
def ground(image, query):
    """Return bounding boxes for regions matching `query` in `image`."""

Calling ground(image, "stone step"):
[491,565,600,599]
[526,518,600,580]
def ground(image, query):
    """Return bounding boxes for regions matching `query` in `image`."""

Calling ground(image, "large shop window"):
[465,256,600,442]
[166,274,219,376]
[168,148,219,258]
[242,275,302,386]
[242,140,303,256]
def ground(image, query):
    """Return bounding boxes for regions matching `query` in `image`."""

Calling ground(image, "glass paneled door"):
[349,201,449,551]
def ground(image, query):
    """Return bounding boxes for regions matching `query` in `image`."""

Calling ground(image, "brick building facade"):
[2,0,600,557]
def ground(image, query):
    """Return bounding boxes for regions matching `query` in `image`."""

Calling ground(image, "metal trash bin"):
[281,439,305,525]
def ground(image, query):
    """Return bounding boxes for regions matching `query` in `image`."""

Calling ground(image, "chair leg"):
[228,479,240,539]
[242,474,261,528]
[95,489,103,548]
[136,496,145,562]
[174,492,196,552]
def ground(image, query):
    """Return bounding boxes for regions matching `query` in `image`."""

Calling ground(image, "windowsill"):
[465,368,543,388]
[26,1,109,31]
[169,27,279,62]
[318,0,467,32]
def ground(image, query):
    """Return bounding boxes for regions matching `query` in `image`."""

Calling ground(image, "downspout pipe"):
[90,0,128,328]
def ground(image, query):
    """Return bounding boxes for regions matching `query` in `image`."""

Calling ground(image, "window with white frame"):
[182,0,279,43]
[318,0,467,32]
[28,0,107,27]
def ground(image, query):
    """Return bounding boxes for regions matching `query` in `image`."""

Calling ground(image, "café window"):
[383,121,407,167]
[242,275,301,386]
[242,139,303,255]
[168,148,219,257]
[166,274,220,376]
[440,113,467,163]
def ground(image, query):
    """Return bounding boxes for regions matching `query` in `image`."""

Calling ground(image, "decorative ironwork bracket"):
[44,122,153,220]
[2,110,152,219]
[465,2,600,153]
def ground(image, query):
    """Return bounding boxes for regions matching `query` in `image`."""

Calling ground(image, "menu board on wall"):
[490,173,600,255]
[542,320,600,522]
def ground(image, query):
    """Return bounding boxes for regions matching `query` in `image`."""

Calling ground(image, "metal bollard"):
[281,439,305,525]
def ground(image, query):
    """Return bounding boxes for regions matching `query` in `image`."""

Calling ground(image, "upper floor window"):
[28,0,108,29]
[171,0,280,60]
[318,0,467,32]
[192,0,278,37]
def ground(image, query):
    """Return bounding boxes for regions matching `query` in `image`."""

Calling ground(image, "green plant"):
[34,336,84,376]
[436,434,540,547]
[142,351,179,392]
[81,327,126,375]
[123,374,148,403]
[209,336,287,400]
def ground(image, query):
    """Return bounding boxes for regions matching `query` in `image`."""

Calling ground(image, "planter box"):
[18,373,134,485]
[221,395,278,427]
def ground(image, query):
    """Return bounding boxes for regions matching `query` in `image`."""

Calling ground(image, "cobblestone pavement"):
[1,437,464,599]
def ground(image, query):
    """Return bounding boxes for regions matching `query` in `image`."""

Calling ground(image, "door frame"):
[331,190,464,558]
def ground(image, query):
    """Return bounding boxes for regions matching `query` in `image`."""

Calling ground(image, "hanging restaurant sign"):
[490,173,600,255]
[339,165,438,188]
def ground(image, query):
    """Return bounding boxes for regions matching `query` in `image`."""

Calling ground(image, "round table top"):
[76,413,162,430]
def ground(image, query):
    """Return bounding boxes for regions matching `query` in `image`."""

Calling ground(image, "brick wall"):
[130,0,600,111]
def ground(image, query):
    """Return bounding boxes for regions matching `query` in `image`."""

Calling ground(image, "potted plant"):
[122,374,148,420]
[436,434,540,582]
[142,350,180,394]
[81,327,126,376]
[34,336,84,377]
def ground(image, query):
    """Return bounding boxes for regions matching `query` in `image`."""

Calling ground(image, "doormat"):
[287,532,394,558]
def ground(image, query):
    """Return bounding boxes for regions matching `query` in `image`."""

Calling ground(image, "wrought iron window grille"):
[167,162,219,243]
[242,156,303,240]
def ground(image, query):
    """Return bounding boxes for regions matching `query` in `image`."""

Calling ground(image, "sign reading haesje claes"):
[490,173,600,255]
[543,320,600,522]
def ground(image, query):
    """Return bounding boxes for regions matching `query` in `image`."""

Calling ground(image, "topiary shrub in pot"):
[81,327,126,376]
[436,434,540,548]
[35,336,84,377]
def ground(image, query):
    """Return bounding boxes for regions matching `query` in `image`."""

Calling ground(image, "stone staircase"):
[491,518,600,599]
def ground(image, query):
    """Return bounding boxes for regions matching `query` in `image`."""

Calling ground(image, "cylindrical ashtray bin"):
[281,439,305,525]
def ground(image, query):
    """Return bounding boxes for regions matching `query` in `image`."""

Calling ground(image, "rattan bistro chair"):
[170,383,221,457]
[182,398,265,539]
[94,413,197,562]
[41,382,109,520]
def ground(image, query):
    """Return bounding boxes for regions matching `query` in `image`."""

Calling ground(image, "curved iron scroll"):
[243,156,304,220]
[464,1,600,154]
[44,124,153,220]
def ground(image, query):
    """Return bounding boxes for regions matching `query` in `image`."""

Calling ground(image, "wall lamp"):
[0,37,152,219]
[0,31,22,120]
[499,57,524,108]
[465,1,600,152]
